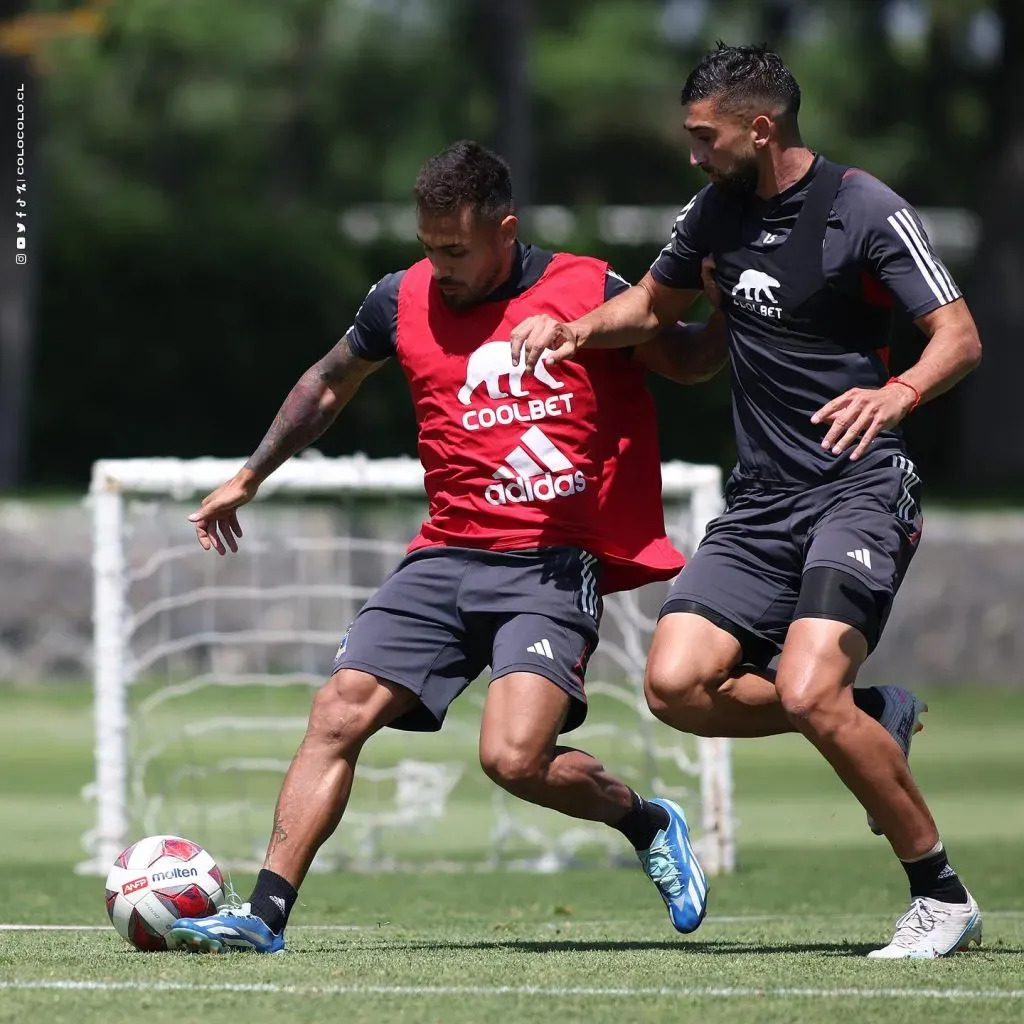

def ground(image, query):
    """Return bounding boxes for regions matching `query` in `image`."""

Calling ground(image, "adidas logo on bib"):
[484,425,586,506]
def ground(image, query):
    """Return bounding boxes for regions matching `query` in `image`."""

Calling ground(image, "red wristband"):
[886,376,920,412]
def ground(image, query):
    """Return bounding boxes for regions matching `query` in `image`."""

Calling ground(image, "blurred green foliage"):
[23,0,1018,487]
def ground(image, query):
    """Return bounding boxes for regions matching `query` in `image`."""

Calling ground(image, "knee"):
[305,671,381,752]
[777,621,865,739]
[778,682,845,740]
[644,654,729,733]
[642,615,741,732]
[479,743,548,793]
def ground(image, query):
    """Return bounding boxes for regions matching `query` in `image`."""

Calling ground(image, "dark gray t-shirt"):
[650,158,961,484]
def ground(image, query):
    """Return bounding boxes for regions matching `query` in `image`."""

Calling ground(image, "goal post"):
[79,454,734,877]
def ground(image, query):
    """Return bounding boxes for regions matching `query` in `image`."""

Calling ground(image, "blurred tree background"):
[4,0,1021,494]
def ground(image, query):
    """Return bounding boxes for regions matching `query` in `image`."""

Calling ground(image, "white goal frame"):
[79,454,733,876]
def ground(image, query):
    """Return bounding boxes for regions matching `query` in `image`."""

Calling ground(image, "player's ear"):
[498,214,518,249]
[751,114,773,149]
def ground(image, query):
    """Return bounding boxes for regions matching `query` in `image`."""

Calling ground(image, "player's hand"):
[509,315,582,372]
[811,384,917,461]
[188,472,258,554]
[701,257,721,310]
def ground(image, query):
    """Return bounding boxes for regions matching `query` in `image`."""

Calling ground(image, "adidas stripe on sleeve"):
[846,175,963,319]
[883,207,961,307]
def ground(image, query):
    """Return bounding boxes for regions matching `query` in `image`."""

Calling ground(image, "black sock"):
[613,790,670,851]
[249,869,299,934]
[852,686,885,721]
[901,844,969,904]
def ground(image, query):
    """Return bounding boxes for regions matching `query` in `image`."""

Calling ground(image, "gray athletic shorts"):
[661,455,923,664]
[331,546,602,732]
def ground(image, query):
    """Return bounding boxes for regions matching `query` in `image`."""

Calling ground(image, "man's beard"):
[440,291,472,309]
[709,156,759,195]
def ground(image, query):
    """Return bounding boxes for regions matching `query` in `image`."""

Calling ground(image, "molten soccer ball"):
[104,834,225,951]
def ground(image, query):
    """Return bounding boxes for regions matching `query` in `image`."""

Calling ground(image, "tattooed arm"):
[244,335,384,484]
[188,334,386,554]
[187,271,402,554]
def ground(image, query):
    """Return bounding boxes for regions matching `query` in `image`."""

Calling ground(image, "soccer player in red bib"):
[511,46,984,959]
[169,141,723,953]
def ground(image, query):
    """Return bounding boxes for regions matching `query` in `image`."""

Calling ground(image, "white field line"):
[1,980,1023,1000]
[0,923,366,932]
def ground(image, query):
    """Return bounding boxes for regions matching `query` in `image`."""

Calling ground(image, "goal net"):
[79,454,734,877]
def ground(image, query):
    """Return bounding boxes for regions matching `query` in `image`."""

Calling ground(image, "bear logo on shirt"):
[730,269,784,320]
[732,269,781,303]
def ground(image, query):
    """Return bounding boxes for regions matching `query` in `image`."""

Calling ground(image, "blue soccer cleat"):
[638,798,708,934]
[168,902,285,954]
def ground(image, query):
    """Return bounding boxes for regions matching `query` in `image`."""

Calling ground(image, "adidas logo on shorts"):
[847,548,872,569]
[526,639,554,659]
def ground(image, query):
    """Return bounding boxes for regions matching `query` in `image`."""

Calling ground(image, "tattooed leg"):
[260,668,417,889]
[271,812,288,846]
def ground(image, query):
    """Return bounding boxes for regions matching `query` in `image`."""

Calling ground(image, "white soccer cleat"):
[867,685,927,835]
[867,892,982,959]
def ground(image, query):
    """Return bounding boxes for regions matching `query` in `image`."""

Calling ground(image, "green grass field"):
[1,684,1023,1024]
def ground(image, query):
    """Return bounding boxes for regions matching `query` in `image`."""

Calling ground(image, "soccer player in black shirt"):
[511,45,983,958]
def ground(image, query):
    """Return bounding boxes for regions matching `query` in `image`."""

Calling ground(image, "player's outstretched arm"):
[633,309,728,384]
[632,256,728,384]
[811,298,982,461]
[188,335,385,554]
[510,274,703,372]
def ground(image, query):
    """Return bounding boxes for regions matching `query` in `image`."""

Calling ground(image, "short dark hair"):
[413,140,514,222]
[681,42,801,126]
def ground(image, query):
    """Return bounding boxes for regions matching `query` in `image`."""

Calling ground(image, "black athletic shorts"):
[332,545,602,732]
[661,455,923,665]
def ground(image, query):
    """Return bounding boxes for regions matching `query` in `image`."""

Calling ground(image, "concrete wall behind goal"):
[0,500,1020,687]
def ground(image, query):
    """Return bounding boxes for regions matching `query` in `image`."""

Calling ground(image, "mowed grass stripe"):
[6,910,1024,931]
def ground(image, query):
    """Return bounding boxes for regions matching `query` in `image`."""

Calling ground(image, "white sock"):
[901,839,943,864]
